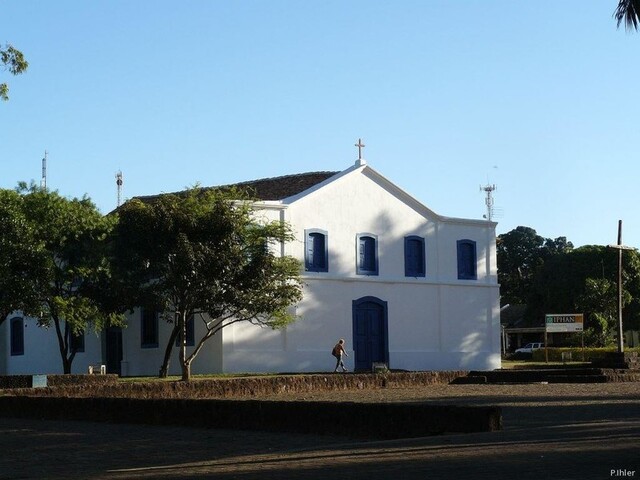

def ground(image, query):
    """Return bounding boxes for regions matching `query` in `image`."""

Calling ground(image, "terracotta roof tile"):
[132,171,339,204]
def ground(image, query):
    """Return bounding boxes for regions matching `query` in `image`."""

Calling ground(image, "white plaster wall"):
[221,276,500,373]
[1,314,104,375]
[120,309,223,377]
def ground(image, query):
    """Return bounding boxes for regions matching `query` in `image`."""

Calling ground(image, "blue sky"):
[1,1,638,248]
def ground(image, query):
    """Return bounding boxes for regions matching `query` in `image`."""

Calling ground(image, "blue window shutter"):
[305,229,328,272]
[10,317,24,356]
[311,233,325,269]
[364,237,375,271]
[359,237,366,270]
[186,315,195,346]
[357,234,378,275]
[141,308,159,348]
[405,236,425,277]
[306,232,315,269]
[175,315,195,347]
[457,239,477,280]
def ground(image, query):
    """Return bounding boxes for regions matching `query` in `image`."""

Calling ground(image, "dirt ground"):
[1,382,639,480]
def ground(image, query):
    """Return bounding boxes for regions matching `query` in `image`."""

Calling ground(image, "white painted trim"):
[301,273,498,288]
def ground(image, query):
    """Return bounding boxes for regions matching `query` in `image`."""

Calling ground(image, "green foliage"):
[499,226,640,347]
[113,186,303,380]
[615,0,640,30]
[0,43,28,101]
[0,189,47,323]
[531,346,640,362]
[527,245,640,343]
[4,184,125,373]
[577,278,629,346]
[497,226,573,306]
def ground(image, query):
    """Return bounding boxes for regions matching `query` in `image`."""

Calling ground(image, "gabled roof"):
[131,171,339,204]
[225,171,339,201]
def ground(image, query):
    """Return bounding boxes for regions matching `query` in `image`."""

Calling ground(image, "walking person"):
[332,339,349,372]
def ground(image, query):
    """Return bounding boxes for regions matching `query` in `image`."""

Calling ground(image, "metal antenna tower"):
[480,183,497,221]
[41,151,48,191]
[116,171,123,207]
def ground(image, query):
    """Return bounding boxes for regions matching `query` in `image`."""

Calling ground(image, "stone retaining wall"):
[0,395,501,439]
[4,371,467,399]
[0,374,118,389]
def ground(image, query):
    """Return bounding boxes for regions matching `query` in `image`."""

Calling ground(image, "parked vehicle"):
[515,342,544,354]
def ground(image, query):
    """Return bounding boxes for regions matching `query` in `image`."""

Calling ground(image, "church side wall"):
[120,308,223,377]
[1,314,103,375]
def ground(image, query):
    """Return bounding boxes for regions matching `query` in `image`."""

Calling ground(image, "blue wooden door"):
[105,327,122,375]
[353,297,388,372]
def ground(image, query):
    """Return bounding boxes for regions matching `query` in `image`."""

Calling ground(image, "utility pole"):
[607,220,636,353]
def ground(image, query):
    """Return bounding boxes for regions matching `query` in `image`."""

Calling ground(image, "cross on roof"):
[355,138,365,160]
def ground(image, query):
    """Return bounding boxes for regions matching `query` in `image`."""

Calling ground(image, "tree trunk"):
[159,323,180,378]
[53,315,72,374]
[181,360,191,382]
[179,311,190,381]
[63,357,72,374]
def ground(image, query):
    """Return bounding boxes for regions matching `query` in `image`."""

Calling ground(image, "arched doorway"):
[352,296,388,372]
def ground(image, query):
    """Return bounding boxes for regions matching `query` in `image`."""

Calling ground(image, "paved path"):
[1,383,639,479]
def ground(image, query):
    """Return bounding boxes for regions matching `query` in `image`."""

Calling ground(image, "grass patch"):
[117,373,280,383]
[501,360,590,369]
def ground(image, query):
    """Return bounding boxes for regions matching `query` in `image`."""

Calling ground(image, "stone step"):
[463,368,640,384]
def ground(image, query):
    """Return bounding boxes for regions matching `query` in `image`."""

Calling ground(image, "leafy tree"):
[0,189,47,324]
[576,278,629,346]
[113,187,303,381]
[615,0,640,30]
[542,236,573,259]
[497,226,573,306]
[1,43,28,101]
[528,245,640,345]
[16,184,124,373]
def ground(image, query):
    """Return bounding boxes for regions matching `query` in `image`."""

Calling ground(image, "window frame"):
[175,315,195,347]
[68,328,85,353]
[304,228,329,273]
[457,239,478,280]
[141,308,159,348]
[356,233,379,276]
[10,317,24,356]
[404,235,426,277]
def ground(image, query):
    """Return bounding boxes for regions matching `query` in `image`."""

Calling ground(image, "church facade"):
[1,158,500,375]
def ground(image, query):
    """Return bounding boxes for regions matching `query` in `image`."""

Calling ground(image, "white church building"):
[1,157,500,376]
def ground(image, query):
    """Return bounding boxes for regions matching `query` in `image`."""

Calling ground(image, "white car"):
[515,342,544,354]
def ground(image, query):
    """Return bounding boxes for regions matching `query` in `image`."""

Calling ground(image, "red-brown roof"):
[132,171,339,204]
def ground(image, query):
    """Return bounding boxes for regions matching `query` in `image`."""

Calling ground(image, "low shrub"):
[532,347,640,363]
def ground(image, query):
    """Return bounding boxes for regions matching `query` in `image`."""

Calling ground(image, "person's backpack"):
[331,345,340,358]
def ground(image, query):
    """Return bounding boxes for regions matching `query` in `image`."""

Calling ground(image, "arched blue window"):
[404,236,426,277]
[305,229,328,272]
[457,239,477,280]
[10,317,24,356]
[357,234,378,275]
